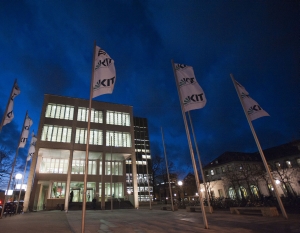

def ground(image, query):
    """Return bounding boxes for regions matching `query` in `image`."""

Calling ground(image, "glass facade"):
[41,125,72,142]
[77,107,103,123]
[106,111,130,126]
[75,128,103,145]
[45,103,74,120]
[39,158,68,174]
[106,131,131,147]
[71,160,97,175]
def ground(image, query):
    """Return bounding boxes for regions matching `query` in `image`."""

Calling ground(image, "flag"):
[27,133,37,161]
[92,46,116,98]
[2,81,21,126]
[175,63,207,112]
[235,80,269,121]
[19,114,33,148]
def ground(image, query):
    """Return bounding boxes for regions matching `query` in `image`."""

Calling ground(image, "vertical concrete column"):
[64,150,73,211]
[131,153,139,208]
[23,148,39,212]
[96,158,100,199]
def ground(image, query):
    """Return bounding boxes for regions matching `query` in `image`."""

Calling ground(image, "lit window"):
[106,111,130,126]
[210,169,214,176]
[106,131,131,147]
[41,125,72,142]
[45,103,74,120]
[77,107,103,123]
[40,158,69,174]
[221,167,226,173]
[75,128,103,145]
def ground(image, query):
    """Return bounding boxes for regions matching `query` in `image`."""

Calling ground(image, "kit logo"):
[175,64,187,70]
[94,76,116,90]
[183,93,204,105]
[179,77,195,87]
[95,58,113,70]
[248,105,263,115]
[98,49,107,56]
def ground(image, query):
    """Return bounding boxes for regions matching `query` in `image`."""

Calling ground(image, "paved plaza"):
[0,205,299,233]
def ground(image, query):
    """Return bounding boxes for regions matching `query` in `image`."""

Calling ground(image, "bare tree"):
[0,147,13,189]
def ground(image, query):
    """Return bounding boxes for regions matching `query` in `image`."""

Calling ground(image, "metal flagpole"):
[230,73,288,219]
[161,127,174,211]
[0,79,17,133]
[171,60,209,229]
[16,159,28,214]
[188,111,212,213]
[111,136,113,211]
[144,141,152,210]
[0,111,27,219]
[81,41,96,233]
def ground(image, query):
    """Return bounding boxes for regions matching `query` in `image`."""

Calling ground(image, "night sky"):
[0,0,299,183]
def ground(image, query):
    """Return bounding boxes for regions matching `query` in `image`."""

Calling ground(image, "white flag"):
[27,133,37,161]
[235,80,269,121]
[3,81,21,126]
[92,46,116,98]
[19,115,33,148]
[175,63,207,112]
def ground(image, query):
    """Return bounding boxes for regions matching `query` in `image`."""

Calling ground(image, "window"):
[52,182,66,198]
[45,103,74,120]
[106,111,130,126]
[105,161,123,175]
[106,131,131,147]
[210,169,214,176]
[88,161,97,175]
[215,168,220,174]
[297,158,300,167]
[41,125,72,142]
[72,160,85,174]
[39,158,69,174]
[227,165,232,171]
[75,128,103,145]
[77,107,103,123]
[239,164,243,170]
[105,182,124,198]
[221,167,226,173]
[285,161,292,168]
[204,170,209,176]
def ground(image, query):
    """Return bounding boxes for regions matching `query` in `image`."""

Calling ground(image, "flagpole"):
[187,111,212,213]
[81,41,96,233]
[0,111,27,219]
[15,158,28,214]
[0,79,17,132]
[161,127,174,211]
[230,73,288,219]
[171,60,208,229]
[111,136,113,211]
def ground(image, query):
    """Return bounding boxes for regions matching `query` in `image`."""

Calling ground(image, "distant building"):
[128,117,153,201]
[23,94,140,211]
[201,140,300,200]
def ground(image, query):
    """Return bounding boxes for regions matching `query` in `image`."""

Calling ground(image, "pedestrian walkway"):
[0,207,299,233]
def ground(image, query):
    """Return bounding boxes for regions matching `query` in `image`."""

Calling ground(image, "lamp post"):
[178,181,183,207]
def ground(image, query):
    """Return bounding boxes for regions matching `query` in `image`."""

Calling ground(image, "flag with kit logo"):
[234,79,269,121]
[19,114,33,148]
[175,63,206,112]
[92,46,116,98]
[27,133,37,161]
[1,80,21,129]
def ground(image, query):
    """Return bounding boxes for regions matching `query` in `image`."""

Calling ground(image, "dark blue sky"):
[0,0,299,180]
